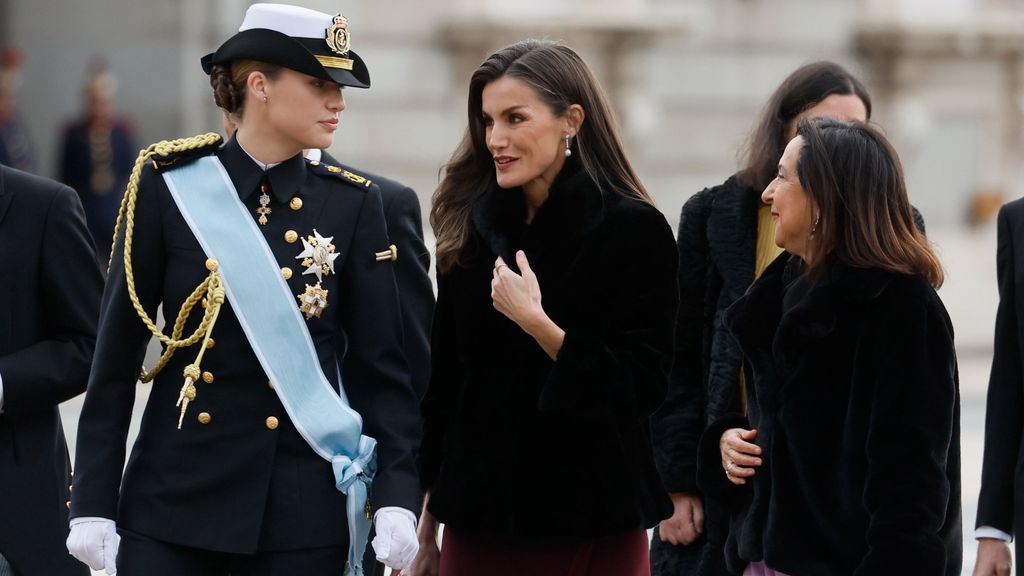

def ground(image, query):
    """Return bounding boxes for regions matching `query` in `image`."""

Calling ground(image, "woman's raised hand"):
[491,251,544,329]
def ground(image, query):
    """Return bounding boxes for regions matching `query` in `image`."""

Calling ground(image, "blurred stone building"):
[2,0,1022,231]
[1,4,1013,573]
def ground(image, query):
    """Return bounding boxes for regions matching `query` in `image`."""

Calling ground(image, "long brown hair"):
[796,118,943,287]
[431,39,652,273]
[739,61,871,192]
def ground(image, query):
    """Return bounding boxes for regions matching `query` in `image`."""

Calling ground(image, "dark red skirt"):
[439,528,650,576]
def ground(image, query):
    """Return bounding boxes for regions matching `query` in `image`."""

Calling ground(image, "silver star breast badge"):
[295,229,340,282]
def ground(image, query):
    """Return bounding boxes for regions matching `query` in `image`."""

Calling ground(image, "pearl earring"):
[564,135,572,158]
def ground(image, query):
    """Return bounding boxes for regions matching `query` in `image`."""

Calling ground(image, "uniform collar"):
[217,136,305,204]
[237,139,282,171]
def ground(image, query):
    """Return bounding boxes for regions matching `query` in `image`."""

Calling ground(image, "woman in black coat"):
[409,40,678,576]
[699,118,961,575]
[649,61,874,576]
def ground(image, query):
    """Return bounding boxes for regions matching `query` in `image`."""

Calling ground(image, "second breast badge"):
[294,229,338,319]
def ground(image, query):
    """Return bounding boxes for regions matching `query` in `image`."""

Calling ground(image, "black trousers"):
[117,529,348,576]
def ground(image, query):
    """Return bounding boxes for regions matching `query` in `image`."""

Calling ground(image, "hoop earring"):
[564,135,572,158]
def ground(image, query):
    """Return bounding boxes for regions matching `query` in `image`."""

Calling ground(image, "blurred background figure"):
[57,57,137,260]
[0,47,36,173]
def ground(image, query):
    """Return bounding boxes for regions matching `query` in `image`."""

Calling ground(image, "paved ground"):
[60,224,1009,575]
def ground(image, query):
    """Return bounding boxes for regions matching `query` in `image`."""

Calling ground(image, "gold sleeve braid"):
[111,133,226,428]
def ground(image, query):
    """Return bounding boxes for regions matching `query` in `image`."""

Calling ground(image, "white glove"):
[67,517,119,575]
[372,506,419,570]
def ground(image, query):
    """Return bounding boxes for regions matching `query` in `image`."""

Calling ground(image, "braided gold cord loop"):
[111,133,226,402]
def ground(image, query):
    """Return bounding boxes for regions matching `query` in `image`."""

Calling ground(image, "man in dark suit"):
[313,150,434,576]
[319,150,433,397]
[0,163,101,575]
[974,200,1024,576]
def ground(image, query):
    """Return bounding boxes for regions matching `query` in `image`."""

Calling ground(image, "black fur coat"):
[419,159,678,543]
[698,254,962,576]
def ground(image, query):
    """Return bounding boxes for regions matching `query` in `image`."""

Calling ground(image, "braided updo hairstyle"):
[209,59,282,122]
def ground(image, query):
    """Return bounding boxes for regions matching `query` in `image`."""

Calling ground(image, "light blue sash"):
[164,156,375,576]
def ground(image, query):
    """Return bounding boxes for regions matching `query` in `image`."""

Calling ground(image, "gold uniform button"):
[198,412,212,425]
[205,338,216,349]
[202,371,214,384]
[267,380,274,390]
[205,258,219,272]
[282,267,293,280]
[290,197,303,211]
[265,416,279,430]
[285,230,299,243]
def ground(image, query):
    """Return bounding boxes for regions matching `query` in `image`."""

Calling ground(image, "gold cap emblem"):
[325,14,351,55]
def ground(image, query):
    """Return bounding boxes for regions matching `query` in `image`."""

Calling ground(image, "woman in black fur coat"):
[408,40,678,576]
[699,119,961,576]
[649,61,874,576]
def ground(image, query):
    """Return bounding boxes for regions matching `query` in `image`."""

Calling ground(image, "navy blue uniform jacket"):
[70,137,421,554]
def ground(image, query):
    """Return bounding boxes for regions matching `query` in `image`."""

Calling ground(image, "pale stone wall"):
[2,0,1022,230]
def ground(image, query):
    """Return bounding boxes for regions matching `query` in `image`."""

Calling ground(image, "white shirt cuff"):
[373,506,418,527]
[976,526,1012,542]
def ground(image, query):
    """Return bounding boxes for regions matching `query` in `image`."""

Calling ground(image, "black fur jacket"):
[419,158,678,543]
[698,254,962,576]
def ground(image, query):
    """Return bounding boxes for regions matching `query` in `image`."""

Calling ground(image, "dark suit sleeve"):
[0,183,102,417]
[383,186,434,399]
[339,185,421,514]
[857,297,958,574]
[651,190,712,494]
[70,168,166,520]
[538,205,679,418]
[976,204,1024,535]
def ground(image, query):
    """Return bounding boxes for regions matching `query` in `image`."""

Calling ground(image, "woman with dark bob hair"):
[409,39,678,575]
[650,60,878,576]
[697,118,961,575]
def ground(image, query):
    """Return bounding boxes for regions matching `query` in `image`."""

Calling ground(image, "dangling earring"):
[810,213,821,237]
[564,135,572,158]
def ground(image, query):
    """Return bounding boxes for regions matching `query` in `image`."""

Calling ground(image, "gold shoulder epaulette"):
[148,133,224,172]
[306,158,374,190]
